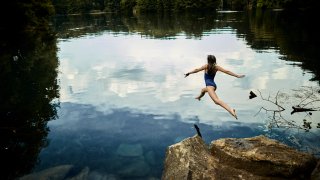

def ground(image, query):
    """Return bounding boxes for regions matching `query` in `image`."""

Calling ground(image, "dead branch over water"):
[254,86,320,131]
[253,86,320,155]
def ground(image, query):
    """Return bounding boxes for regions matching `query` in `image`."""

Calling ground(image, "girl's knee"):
[213,99,220,105]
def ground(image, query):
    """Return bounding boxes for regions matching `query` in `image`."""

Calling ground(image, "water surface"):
[3,10,320,179]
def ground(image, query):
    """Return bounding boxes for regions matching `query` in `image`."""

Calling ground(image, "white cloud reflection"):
[57,32,319,125]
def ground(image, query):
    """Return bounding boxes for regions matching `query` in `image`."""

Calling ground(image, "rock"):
[116,143,143,157]
[19,165,73,180]
[161,135,216,179]
[210,135,318,179]
[117,158,150,178]
[68,166,89,180]
[162,135,319,180]
[162,135,264,179]
[145,151,156,166]
[87,171,118,180]
[311,160,320,180]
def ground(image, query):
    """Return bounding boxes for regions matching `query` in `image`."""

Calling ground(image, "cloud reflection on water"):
[37,102,264,178]
[36,26,320,179]
[39,102,319,178]
[58,32,318,125]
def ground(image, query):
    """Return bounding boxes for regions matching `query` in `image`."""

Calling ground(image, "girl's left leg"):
[206,86,237,119]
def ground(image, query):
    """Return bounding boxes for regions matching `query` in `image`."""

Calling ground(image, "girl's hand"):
[237,75,245,78]
[184,73,190,78]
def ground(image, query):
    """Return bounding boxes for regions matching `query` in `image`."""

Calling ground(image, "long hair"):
[207,55,217,76]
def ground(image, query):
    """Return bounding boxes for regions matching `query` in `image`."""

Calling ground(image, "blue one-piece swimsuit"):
[204,72,217,88]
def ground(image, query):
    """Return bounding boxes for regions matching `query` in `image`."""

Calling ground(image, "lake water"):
[2,10,320,179]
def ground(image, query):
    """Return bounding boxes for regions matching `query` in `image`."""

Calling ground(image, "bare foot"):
[233,109,238,120]
[195,97,201,101]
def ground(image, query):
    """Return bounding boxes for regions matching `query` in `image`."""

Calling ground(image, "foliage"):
[120,0,137,11]
[0,1,59,179]
[135,0,220,12]
[48,0,320,14]
[0,0,55,29]
[221,0,320,10]
[52,11,219,39]
[50,0,220,14]
[0,26,59,180]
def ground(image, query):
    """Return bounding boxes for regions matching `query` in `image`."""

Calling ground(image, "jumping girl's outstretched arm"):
[216,65,245,78]
[184,64,207,77]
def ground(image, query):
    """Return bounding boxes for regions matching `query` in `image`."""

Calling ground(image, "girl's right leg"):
[206,86,237,119]
[195,87,207,101]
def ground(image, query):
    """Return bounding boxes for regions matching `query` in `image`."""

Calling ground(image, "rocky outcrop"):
[162,135,319,180]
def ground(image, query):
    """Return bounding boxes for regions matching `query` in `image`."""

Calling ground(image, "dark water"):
[1,10,320,179]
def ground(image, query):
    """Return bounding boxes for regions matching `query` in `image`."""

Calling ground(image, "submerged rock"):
[311,160,320,180]
[116,143,143,157]
[19,165,73,180]
[145,151,157,166]
[68,166,89,180]
[162,135,319,180]
[117,158,150,177]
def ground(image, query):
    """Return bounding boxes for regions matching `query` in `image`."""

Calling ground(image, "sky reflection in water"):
[37,23,320,178]
[57,32,318,124]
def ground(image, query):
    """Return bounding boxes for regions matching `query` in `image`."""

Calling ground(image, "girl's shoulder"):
[201,64,209,69]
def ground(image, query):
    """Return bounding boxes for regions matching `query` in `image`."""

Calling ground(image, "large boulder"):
[162,135,269,179]
[161,135,215,179]
[210,135,318,179]
[162,135,319,180]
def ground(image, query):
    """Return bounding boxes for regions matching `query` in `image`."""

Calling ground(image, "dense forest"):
[49,0,320,14]
[0,0,318,20]
[53,0,319,14]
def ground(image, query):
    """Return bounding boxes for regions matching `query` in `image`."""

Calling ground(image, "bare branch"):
[254,87,320,133]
